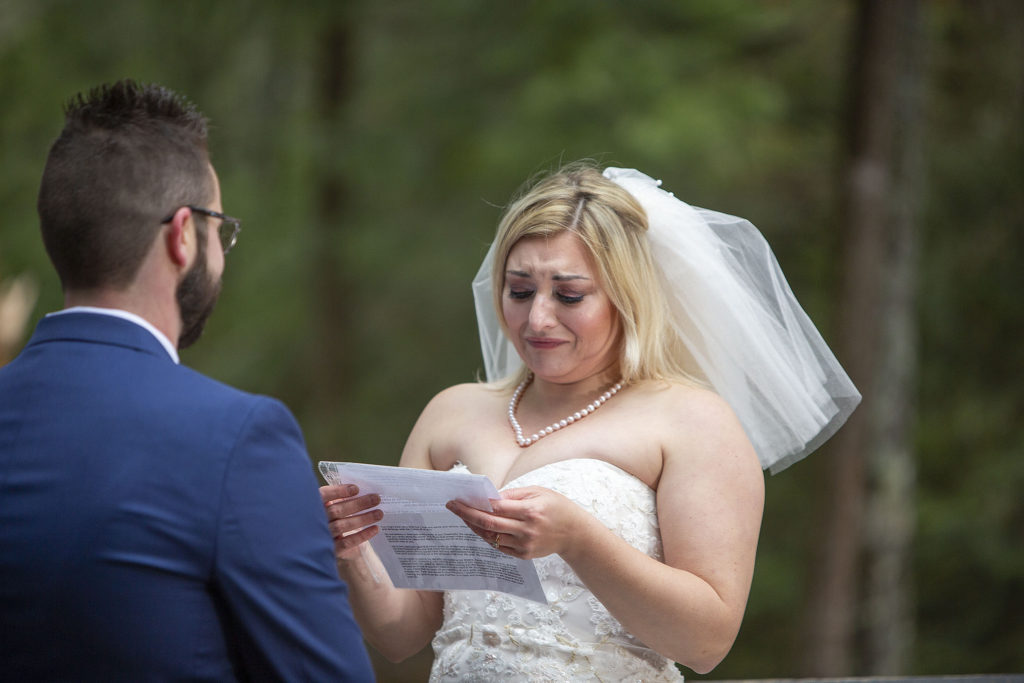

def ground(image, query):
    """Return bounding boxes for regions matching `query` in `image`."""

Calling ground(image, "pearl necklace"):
[508,373,624,447]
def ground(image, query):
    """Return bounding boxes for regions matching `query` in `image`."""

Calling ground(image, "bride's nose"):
[528,294,558,330]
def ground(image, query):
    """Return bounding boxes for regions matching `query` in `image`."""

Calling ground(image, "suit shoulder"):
[170,365,300,429]
[173,365,273,405]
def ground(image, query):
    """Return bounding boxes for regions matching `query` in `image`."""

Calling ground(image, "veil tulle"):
[472,167,860,473]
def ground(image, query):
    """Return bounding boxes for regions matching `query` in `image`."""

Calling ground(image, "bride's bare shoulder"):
[403,381,509,466]
[630,378,733,417]
[422,381,508,415]
[629,379,750,446]
[634,379,760,476]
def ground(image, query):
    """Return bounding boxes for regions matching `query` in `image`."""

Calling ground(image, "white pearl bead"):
[508,374,624,448]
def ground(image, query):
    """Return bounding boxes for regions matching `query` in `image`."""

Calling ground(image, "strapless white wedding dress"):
[429,459,684,681]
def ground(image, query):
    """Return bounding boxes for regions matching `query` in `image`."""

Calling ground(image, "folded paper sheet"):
[319,461,547,604]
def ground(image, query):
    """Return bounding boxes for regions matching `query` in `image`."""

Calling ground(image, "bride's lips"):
[525,337,566,349]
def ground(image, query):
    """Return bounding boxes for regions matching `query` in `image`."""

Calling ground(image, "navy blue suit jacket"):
[0,312,374,681]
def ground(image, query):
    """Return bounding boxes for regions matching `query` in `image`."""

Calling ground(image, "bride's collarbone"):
[443,399,662,488]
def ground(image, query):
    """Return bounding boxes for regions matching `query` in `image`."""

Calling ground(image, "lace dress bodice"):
[429,459,683,681]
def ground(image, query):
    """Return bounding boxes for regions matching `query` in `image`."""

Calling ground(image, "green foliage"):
[913,2,1024,673]
[1,0,1020,676]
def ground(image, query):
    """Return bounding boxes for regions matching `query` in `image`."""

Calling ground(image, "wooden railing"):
[709,676,1022,683]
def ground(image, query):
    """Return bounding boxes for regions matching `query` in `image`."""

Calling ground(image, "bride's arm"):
[447,390,764,674]
[321,486,443,663]
[320,394,453,663]
[574,393,763,672]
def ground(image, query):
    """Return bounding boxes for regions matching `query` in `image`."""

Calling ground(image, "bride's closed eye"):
[507,288,585,304]
[556,291,584,304]
[508,288,534,300]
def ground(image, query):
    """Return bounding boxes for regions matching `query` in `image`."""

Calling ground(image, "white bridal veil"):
[472,167,861,473]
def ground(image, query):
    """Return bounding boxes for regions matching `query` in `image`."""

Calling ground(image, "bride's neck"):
[525,368,622,412]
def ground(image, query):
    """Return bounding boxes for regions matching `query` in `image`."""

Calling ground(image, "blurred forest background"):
[1,0,1021,680]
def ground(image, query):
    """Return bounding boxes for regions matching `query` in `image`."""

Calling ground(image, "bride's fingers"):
[471,524,516,552]
[333,524,380,554]
[327,506,383,538]
[324,493,381,522]
[446,499,500,532]
[320,484,359,504]
[446,501,518,549]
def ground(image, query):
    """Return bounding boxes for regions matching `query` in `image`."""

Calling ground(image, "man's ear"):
[164,207,194,269]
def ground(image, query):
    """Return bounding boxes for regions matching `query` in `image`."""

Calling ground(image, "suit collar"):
[29,311,179,364]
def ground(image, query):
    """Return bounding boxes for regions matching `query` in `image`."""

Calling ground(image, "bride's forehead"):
[508,232,594,270]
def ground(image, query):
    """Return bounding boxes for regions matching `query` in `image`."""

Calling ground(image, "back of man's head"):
[38,80,212,292]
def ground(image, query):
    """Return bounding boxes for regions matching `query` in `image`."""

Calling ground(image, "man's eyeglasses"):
[161,206,241,255]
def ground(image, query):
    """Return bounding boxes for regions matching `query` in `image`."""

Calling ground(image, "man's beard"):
[176,238,222,350]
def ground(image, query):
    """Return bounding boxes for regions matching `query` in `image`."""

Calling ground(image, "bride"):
[321,163,860,680]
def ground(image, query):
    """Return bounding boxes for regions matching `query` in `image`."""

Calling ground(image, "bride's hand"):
[446,485,588,560]
[319,484,383,561]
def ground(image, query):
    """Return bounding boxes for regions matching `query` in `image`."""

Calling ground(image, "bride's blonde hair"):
[491,161,700,388]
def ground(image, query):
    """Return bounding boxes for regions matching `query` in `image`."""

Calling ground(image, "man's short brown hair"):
[37,80,212,290]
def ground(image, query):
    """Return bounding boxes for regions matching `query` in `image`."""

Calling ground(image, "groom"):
[0,81,374,681]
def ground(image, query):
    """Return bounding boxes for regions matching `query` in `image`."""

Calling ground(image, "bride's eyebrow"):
[505,270,591,282]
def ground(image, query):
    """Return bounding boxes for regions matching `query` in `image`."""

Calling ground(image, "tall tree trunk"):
[310,16,354,408]
[801,0,923,675]
[863,0,924,673]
